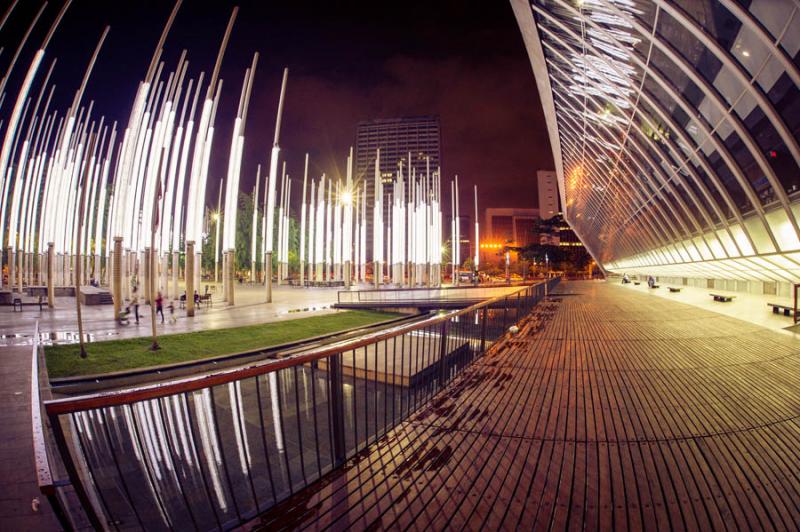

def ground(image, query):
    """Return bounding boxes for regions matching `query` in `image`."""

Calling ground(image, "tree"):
[514,214,591,273]
[235,191,255,271]
[201,213,218,274]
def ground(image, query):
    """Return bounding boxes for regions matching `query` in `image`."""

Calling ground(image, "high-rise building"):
[355,116,442,257]
[481,208,540,263]
[455,214,471,268]
[537,170,559,220]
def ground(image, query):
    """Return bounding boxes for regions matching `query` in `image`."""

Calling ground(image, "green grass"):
[45,310,399,379]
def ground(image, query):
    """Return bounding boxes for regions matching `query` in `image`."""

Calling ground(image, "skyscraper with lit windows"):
[355,116,441,257]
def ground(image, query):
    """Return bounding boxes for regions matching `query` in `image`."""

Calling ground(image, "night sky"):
[3,0,552,217]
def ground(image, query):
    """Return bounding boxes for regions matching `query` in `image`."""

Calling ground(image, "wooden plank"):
[257,281,800,530]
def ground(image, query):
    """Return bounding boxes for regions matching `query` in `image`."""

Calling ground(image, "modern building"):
[512,0,800,297]
[481,207,539,263]
[537,169,559,219]
[354,116,442,256]
[455,213,471,268]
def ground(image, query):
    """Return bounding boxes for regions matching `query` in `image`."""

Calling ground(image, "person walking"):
[156,291,165,324]
[131,288,140,324]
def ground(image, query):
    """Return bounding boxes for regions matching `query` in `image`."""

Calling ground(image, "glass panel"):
[748,0,800,60]
[657,11,724,89]
[743,213,778,254]
[766,208,800,251]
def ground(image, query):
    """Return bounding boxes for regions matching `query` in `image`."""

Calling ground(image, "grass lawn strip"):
[46,310,398,379]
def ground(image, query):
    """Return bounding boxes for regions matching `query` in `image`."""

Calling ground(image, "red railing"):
[42,278,559,529]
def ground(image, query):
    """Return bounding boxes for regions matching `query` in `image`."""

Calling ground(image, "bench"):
[668,287,682,293]
[11,295,44,311]
[633,281,640,286]
[768,303,796,317]
[200,293,213,307]
[305,280,345,288]
[649,284,660,289]
[710,293,735,302]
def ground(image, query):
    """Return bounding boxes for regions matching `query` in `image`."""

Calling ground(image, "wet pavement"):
[0,284,347,346]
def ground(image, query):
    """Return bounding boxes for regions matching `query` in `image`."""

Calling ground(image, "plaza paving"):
[0,282,352,531]
[259,280,800,530]
[617,280,800,335]
[10,279,800,530]
[0,283,345,347]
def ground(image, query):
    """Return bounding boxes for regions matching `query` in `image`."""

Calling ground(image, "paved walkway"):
[618,280,800,335]
[259,280,800,530]
[0,284,344,347]
[0,284,349,531]
[0,341,57,530]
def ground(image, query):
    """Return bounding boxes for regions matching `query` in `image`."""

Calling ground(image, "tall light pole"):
[372,149,382,288]
[74,132,97,358]
[264,67,288,303]
[214,179,223,284]
[474,185,479,281]
[505,245,511,284]
[299,153,308,286]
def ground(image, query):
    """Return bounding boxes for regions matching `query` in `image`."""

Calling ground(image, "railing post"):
[43,489,72,532]
[480,307,488,353]
[46,412,104,530]
[501,298,508,332]
[438,320,449,386]
[328,354,347,466]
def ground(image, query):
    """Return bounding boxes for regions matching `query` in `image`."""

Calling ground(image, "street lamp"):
[340,190,353,206]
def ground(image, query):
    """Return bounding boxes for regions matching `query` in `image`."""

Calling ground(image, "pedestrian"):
[194,290,200,307]
[131,288,140,324]
[156,291,165,324]
[167,301,176,324]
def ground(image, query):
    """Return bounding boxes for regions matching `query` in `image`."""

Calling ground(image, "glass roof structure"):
[512,0,800,284]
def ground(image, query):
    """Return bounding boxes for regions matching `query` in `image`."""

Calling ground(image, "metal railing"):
[44,278,559,530]
[31,321,72,530]
[336,283,526,304]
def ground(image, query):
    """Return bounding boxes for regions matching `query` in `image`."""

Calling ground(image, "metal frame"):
[43,278,560,529]
[512,0,800,285]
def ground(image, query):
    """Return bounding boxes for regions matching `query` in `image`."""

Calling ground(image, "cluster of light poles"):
[0,0,484,334]
[289,149,462,289]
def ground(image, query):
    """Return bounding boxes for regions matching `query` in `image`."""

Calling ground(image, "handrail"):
[338,281,529,297]
[31,321,54,491]
[336,284,527,304]
[31,321,72,530]
[45,282,536,415]
[42,278,559,530]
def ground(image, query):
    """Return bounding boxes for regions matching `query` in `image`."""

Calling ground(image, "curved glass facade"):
[513,0,800,287]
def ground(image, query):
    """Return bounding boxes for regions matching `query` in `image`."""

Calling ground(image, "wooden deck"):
[255,280,800,530]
